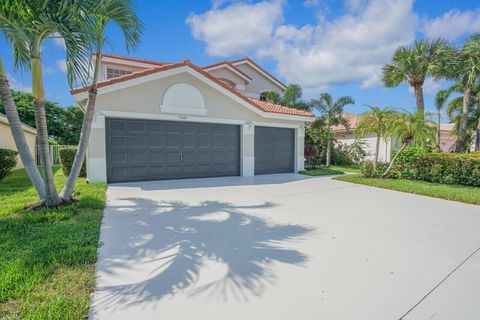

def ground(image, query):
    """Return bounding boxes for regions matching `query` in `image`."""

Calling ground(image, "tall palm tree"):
[0,5,47,202]
[382,38,452,114]
[310,93,355,166]
[447,34,480,152]
[60,0,142,201]
[383,110,437,176]
[434,89,450,148]
[0,0,88,206]
[354,106,394,164]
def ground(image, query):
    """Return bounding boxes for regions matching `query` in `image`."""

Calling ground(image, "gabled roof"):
[230,57,287,90]
[71,60,313,119]
[203,61,252,83]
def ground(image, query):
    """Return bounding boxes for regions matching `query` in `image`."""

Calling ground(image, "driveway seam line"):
[398,245,480,320]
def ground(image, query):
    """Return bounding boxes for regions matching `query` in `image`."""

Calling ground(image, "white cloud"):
[187,0,284,57]
[7,73,31,93]
[423,9,480,41]
[57,59,67,73]
[303,0,320,7]
[187,0,417,92]
[52,32,66,49]
[44,66,57,75]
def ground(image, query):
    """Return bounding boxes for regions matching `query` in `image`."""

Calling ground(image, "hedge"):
[0,148,17,180]
[59,147,86,178]
[415,153,480,187]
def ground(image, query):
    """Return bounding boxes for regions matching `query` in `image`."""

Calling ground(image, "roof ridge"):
[229,57,286,89]
[202,61,252,81]
[98,53,170,66]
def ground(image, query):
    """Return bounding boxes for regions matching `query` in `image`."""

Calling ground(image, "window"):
[106,67,133,79]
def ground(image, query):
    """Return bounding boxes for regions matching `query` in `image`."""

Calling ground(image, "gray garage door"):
[254,126,294,175]
[106,118,240,183]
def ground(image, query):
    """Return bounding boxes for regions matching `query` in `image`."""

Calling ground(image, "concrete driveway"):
[90,174,480,320]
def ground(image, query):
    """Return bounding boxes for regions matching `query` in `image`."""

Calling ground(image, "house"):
[331,113,395,162]
[333,113,459,161]
[72,54,314,183]
[0,113,37,169]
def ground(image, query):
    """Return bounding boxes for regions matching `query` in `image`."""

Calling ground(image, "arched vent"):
[161,83,206,115]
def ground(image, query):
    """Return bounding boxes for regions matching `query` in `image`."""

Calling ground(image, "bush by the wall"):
[361,161,390,178]
[415,153,480,187]
[0,148,18,180]
[59,147,86,178]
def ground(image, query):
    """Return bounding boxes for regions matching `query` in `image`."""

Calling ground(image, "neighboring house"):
[332,113,394,162]
[333,113,459,161]
[72,54,314,183]
[438,124,456,152]
[0,113,37,169]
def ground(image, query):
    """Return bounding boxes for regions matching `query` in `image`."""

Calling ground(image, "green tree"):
[261,84,311,111]
[60,0,142,201]
[383,111,437,176]
[309,93,355,166]
[59,105,84,145]
[445,34,480,152]
[354,106,395,164]
[382,38,452,114]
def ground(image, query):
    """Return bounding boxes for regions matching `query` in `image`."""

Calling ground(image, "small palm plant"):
[383,111,437,176]
[354,106,395,165]
[382,38,453,114]
[310,93,355,166]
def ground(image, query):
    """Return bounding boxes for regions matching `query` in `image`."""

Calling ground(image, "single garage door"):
[106,118,240,183]
[254,126,294,175]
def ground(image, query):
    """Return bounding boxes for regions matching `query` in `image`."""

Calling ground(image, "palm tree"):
[354,106,394,164]
[59,0,142,201]
[310,93,355,166]
[261,84,311,111]
[382,38,452,114]
[434,89,450,148]
[446,34,480,152]
[0,0,88,206]
[0,5,47,202]
[445,83,480,151]
[383,110,437,176]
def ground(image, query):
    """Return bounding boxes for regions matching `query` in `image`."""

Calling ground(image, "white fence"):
[36,145,76,166]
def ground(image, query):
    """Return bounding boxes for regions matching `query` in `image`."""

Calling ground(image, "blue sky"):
[1,0,480,120]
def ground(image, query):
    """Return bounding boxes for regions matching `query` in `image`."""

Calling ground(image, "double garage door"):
[106,118,294,183]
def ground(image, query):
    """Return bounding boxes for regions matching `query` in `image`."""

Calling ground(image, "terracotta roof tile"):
[98,53,170,66]
[248,99,314,117]
[203,61,253,81]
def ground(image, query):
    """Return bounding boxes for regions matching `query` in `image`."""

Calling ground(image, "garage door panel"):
[255,127,294,175]
[106,119,239,182]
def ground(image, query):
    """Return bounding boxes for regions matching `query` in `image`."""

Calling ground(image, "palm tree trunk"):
[374,134,380,165]
[326,137,331,166]
[455,86,471,152]
[437,110,441,149]
[0,57,46,202]
[60,86,97,200]
[475,120,480,151]
[383,143,406,177]
[60,52,102,200]
[32,56,61,206]
[414,85,425,114]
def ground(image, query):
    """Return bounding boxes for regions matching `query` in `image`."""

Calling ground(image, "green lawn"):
[0,168,106,319]
[300,165,361,176]
[334,174,480,205]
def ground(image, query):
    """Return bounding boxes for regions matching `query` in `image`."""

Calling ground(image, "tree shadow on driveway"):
[93,197,314,312]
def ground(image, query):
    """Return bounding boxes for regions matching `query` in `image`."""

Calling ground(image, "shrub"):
[415,153,480,187]
[361,161,390,178]
[59,147,86,178]
[0,148,18,180]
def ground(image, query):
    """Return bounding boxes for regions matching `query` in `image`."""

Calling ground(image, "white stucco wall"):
[336,132,393,162]
[84,70,307,183]
[233,64,284,98]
